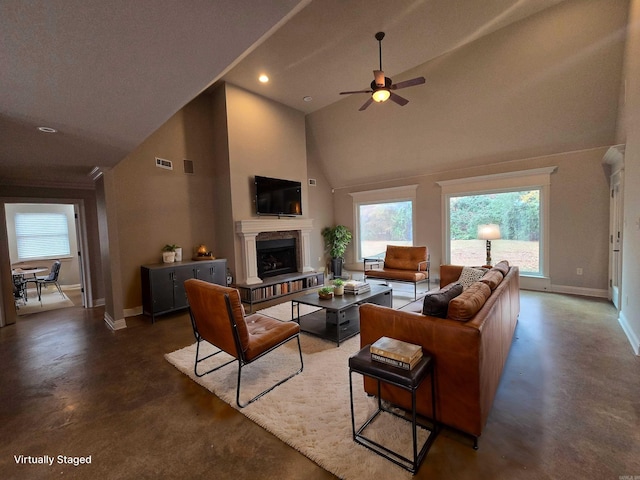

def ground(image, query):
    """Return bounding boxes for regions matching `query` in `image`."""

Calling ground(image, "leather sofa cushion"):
[422,282,463,318]
[479,269,503,291]
[447,281,491,322]
[383,245,428,271]
[492,260,510,276]
[365,268,428,282]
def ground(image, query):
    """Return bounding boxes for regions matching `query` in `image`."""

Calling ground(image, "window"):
[449,190,540,273]
[350,185,417,260]
[438,167,556,277]
[359,201,413,258]
[15,213,71,260]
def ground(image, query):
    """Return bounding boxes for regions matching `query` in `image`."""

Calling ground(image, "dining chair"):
[184,279,303,408]
[35,260,63,301]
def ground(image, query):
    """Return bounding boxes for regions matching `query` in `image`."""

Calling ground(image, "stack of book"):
[344,280,370,295]
[370,336,423,370]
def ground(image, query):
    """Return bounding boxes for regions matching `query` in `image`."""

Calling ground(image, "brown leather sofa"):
[363,245,430,299]
[359,263,520,447]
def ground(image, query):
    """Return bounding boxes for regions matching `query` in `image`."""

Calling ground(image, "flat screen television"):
[255,175,302,216]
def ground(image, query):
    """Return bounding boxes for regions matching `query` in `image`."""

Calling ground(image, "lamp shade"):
[477,224,501,240]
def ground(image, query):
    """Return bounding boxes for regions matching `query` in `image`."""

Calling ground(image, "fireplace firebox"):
[256,238,297,278]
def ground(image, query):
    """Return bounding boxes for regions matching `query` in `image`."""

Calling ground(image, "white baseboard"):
[124,306,143,318]
[104,311,127,330]
[94,297,105,307]
[549,284,609,298]
[618,310,640,356]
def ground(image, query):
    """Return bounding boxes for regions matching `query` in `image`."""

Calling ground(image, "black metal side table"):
[348,345,438,474]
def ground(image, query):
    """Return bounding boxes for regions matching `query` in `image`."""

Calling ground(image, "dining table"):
[12,267,49,302]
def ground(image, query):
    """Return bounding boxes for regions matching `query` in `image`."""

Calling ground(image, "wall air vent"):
[308,178,317,186]
[155,157,173,170]
[183,159,194,174]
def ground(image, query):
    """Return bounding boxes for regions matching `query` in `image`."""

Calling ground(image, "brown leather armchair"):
[184,279,303,407]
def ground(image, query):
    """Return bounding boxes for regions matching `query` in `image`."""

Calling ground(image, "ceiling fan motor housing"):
[371,77,392,90]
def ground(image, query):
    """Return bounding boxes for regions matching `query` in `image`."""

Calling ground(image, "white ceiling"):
[0,0,564,187]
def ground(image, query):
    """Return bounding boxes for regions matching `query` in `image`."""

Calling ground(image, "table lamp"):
[477,224,501,266]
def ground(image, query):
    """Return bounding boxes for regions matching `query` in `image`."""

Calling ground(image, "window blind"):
[15,213,71,260]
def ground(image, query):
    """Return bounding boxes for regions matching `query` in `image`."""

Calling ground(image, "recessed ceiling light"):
[37,126,57,133]
[258,74,269,83]
[303,96,312,102]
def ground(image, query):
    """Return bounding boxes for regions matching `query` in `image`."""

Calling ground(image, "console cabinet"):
[141,259,226,322]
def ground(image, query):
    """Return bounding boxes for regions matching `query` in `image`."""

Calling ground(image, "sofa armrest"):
[439,265,464,288]
[359,303,482,435]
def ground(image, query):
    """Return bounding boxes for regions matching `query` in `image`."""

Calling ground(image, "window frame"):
[437,167,556,278]
[349,185,418,261]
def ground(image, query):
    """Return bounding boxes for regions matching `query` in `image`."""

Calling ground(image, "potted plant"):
[333,278,345,296]
[322,225,352,279]
[318,286,334,300]
[162,244,178,263]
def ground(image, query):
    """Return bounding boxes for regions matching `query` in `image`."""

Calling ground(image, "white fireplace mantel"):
[235,218,314,285]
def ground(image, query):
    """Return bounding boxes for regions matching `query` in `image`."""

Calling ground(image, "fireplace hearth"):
[256,238,297,278]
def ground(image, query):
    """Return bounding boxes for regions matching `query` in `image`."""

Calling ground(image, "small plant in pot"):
[321,225,352,279]
[333,278,345,296]
[318,286,334,300]
[162,244,178,263]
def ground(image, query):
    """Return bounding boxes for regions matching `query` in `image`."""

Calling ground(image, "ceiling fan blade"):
[391,76,426,90]
[340,89,372,95]
[359,97,374,111]
[389,92,409,106]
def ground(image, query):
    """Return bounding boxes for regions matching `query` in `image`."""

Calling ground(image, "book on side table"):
[370,336,423,370]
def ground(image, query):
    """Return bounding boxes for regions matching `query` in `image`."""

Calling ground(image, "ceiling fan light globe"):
[372,89,390,103]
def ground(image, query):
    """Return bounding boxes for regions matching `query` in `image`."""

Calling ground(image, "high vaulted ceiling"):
[0,0,565,187]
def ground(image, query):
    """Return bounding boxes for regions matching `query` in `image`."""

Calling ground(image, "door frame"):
[603,145,625,310]
[0,198,92,326]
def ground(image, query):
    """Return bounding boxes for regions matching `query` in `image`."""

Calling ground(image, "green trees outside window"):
[449,190,540,272]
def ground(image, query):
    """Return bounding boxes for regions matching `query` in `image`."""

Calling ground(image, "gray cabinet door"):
[148,268,175,314]
[194,260,226,286]
[173,265,194,309]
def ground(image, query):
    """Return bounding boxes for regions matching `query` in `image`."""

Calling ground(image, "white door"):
[610,171,623,309]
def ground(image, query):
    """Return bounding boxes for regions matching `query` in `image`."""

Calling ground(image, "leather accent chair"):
[364,245,430,299]
[184,279,303,408]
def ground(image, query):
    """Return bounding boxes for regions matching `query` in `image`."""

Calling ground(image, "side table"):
[348,345,438,474]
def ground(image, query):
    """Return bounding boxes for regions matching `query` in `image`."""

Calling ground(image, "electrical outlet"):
[576,268,583,275]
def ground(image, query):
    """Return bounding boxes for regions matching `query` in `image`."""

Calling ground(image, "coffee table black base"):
[292,285,392,346]
[296,309,360,345]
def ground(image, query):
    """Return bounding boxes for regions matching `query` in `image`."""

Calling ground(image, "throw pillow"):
[447,282,492,322]
[458,266,486,289]
[422,282,463,318]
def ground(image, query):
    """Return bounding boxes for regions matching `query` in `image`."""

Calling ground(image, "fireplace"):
[256,238,297,278]
[235,218,314,285]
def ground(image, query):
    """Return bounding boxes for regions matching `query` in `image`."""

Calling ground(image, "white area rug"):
[165,331,431,479]
[16,287,74,316]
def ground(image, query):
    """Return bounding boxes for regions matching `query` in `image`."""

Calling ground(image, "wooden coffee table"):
[292,284,392,346]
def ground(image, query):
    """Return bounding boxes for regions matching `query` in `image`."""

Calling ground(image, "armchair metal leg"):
[236,334,304,408]
[193,338,235,377]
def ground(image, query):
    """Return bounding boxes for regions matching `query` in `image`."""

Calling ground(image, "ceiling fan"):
[340,32,426,111]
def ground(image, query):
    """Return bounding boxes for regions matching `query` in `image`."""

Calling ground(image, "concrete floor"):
[0,290,638,479]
